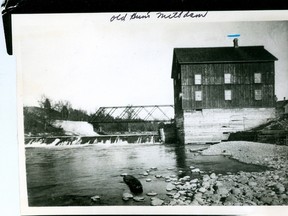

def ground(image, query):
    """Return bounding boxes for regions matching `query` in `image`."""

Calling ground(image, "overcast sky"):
[12,12,288,113]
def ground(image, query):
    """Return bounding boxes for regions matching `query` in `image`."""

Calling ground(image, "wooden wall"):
[179,62,275,110]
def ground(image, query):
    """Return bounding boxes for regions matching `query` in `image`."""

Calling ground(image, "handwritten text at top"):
[110,11,208,22]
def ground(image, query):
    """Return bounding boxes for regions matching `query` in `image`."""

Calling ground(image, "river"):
[25,142,268,206]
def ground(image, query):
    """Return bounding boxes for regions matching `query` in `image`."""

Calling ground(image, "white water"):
[25,135,158,147]
[53,120,98,136]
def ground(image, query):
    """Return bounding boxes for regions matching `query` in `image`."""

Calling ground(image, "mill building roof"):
[173,46,278,64]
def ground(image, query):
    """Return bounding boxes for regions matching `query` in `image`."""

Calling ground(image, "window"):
[255,90,262,100]
[224,73,231,84]
[254,73,262,83]
[195,91,202,101]
[225,90,232,100]
[195,74,202,85]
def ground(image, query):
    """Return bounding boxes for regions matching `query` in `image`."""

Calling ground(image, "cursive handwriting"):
[130,12,151,20]
[156,11,208,19]
[110,11,208,22]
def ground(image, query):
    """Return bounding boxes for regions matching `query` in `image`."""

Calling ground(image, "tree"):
[53,100,72,112]
[44,98,51,110]
[61,105,69,119]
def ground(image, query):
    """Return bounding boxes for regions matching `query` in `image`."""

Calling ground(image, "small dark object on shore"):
[123,175,143,194]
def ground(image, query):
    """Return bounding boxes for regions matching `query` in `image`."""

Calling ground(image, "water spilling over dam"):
[25,134,161,147]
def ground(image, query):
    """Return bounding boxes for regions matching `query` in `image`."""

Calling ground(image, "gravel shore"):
[161,141,288,206]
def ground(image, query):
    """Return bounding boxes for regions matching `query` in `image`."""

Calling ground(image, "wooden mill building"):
[171,39,278,144]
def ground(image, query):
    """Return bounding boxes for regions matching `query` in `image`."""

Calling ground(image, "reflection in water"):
[174,145,187,170]
[25,143,268,206]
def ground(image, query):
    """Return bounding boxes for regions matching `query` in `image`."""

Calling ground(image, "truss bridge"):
[89,105,174,124]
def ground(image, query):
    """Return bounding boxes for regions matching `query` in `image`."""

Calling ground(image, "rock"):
[198,187,206,193]
[273,175,280,180]
[123,175,143,194]
[213,181,223,190]
[155,174,162,178]
[133,196,145,202]
[223,194,238,205]
[122,192,133,201]
[190,166,195,169]
[166,183,176,191]
[147,192,158,196]
[191,168,200,173]
[173,192,181,199]
[150,167,157,170]
[260,196,273,205]
[248,181,258,187]
[173,181,182,185]
[146,178,152,182]
[210,173,217,179]
[216,186,229,197]
[91,195,100,202]
[179,190,186,195]
[120,173,128,177]
[165,179,171,182]
[151,197,164,206]
[190,178,198,183]
[202,181,210,189]
[169,200,178,205]
[167,167,174,170]
[143,172,149,176]
[202,174,210,182]
[238,177,248,184]
[183,175,190,180]
[231,188,241,195]
[170,174,177,178]
[273,183,286,194]
[166,192,175,197]
[193,193,204,205]
[210,194,221,204]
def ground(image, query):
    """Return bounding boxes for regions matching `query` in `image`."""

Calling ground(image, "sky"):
[12,12,288,113]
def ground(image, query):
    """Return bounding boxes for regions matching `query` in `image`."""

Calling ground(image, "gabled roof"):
[174,46,278,64]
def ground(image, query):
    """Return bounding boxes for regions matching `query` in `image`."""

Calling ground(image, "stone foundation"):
[176,108,275,144]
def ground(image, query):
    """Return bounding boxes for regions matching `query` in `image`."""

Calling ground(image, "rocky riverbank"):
[161,141,288,206]
[113,141,288,206]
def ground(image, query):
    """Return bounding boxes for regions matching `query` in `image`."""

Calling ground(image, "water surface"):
[25,143,268,206]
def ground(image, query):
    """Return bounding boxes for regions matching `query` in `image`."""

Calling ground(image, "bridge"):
[89,105,174,124]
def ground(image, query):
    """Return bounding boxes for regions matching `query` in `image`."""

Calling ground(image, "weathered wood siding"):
[180,62,275,110]
[183,108,276,144]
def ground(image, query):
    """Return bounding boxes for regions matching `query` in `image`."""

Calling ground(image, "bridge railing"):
[89,105,174,124]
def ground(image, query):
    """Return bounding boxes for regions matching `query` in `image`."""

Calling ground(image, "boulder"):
[151,197,164,206]
[248,181,258,187]
[198,187,206,193]
[133,196,145,202]
[123,175,143,194]
[210,173,217,179]
[223,194,238,205]
[191,168,200,173]
[166,183,176,191]
[122,192,133,201]
[273,183,285,194]
[202,174,210,182]
[147,192,158,196]
[231,188,241,196]
[216,186,229,197]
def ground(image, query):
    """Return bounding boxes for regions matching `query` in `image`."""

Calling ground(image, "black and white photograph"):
[1,5,288,215]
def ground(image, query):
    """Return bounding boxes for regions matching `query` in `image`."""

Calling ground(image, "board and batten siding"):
[180,62,275,110]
